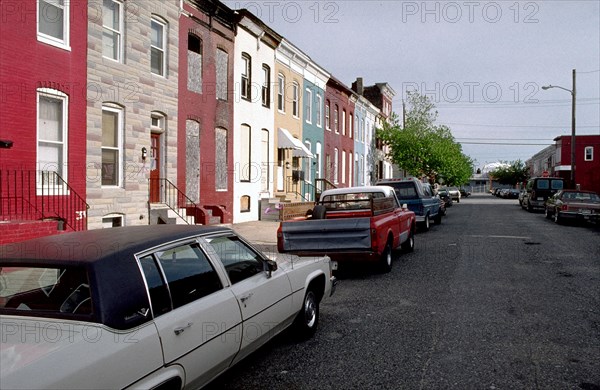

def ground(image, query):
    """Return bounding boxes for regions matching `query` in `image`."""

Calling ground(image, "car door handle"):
[174,322,193,335]
[240,293,253,307]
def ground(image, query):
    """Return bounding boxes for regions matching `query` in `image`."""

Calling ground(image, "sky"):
[224,0,600,169]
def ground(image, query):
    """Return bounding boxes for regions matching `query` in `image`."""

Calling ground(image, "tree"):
[377,92,473,186]
[489,160,530,187]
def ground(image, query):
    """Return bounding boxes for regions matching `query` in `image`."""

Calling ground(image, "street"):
[213,194,600,389]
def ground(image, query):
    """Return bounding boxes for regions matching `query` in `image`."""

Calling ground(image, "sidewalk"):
[222,220,280,245]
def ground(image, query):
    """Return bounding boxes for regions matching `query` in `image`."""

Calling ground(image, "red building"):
[324,77,356,187]
[177,0,236,223]
[0,1,88,243]
[553,135,600,193]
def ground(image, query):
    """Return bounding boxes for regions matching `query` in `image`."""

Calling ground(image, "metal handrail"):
[149,178,202,225]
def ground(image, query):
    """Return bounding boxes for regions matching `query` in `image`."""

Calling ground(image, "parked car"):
[506,189,520,199]
[376,178,443,231]
[278,186,416,273]
[544,190,600,224]
[521,177,565,212]
[437,187,453,208]
[447,187,461,203]
[0,225,336,389]
[459,187,471,198]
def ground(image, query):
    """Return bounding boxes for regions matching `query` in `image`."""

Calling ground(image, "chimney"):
[352,77,364,95]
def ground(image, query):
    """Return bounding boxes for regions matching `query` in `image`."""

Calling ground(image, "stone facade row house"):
[0,0,396,244]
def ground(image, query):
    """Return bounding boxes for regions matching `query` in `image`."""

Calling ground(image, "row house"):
[0,0,88,243]
[324,77,356,189]
[527,135,600,194]
[273,39,315,202]
[231,10,281,223]
[86,0,180,229]
[353,94,381,186]
[178,0,236,224]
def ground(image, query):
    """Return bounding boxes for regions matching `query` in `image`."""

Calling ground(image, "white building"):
[232,10,281,222]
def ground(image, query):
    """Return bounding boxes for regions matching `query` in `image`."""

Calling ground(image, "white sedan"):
[0,225,336,389]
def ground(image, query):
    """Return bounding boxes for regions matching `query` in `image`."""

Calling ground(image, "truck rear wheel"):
[419,214,430,231]
[380,241,393,273]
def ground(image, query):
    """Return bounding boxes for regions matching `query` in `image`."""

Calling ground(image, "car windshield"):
[563,192,600,201]
[0,266,92,317]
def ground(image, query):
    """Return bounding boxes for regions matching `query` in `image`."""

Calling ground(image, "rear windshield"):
[387,183,418,199]
[0,266,92,317]
[536,179,563,190]
[321,192,384,210]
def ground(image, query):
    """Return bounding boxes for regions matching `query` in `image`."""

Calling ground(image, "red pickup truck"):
[277,186,416,272]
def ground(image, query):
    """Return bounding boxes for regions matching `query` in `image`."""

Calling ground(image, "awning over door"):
[277,128,314,158]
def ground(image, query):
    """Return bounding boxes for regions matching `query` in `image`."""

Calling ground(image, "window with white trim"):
[292,82,299,117]
[325,100,330,130]
[262,65,270,107]
[342,110,346,136]
[334,105,339,134]
[102,214,124,228]
[304,140,312,182]
[349,113,353,139]
[151,17,167,76]
[241,53,251,101]
[585,146,594,161]
[240,124,251,182]
[37,89,68,186]
[38,0,70,49]
[316,94,322,127]
[334,148,339,184]
[305,88,312,123]
[348,151,353,186]
[341,150,346,184]
[277,74,285,112]
[101,105,123,186]
[102,0,123,61]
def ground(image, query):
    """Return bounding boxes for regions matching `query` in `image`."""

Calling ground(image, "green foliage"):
[489,160,530,186]
[377,92,473,186]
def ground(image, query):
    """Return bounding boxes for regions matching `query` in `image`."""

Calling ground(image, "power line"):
[458,141,553,146]
[442,122,599,129]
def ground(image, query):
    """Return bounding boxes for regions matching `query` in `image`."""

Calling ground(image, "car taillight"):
[561,204,569,211]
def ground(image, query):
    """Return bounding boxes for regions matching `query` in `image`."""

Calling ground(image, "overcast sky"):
[225,0,600,169]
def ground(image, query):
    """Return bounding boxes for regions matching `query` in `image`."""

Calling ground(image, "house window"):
[585,146,594,161]
[305,89,312,124]
[292,82,299,117]
[342,150,346,184]
[215,127,228,190]
[38,0,70,49]
[342,110,346,136]
[316,94,322,127]
[216,49,228,100]
[151,17,167,76]
[102,105,123,186]
[334,105,339,134]
[240,196,251,212]
[37,89,68,185]
[240,124,251,182]
[325,100,330,130]
[277,74,285,112]
[101,0,123,61]
[349,113,353,139]
[187,34,202,93]
[304,140,312,182]
[315,142,322,178]
[241,53,251,101]
[348,152,353,186]
[262,65,270,107]
[333,148,339,184]
[261,129,270,192]
[102,214,123,228]
[360,118,365,142]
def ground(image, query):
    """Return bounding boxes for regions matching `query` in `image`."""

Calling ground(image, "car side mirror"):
[265,259,278,278]
[402,203,408,210]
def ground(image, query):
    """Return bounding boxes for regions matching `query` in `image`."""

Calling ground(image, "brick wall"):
[0,221,64,245]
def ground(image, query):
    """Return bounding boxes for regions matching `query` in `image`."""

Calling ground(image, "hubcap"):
[304,294,316,328]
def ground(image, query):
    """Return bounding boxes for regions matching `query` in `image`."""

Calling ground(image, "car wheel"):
[401,229,415,253]
[527,201,533,212]
[294,289,319,339]
[434,212,442,224]
[544,208,552,219]
[380,241,393,273]
[554,210,562,224]
[456,197,460,203]
[419,214,430,231]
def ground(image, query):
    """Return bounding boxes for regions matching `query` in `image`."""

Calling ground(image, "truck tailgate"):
[280,217,372,252]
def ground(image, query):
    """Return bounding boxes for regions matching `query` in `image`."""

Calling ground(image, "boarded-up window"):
[187,35,202,93]
[216,127,227,190]
[240,195,250,212]
[186,120,200,203]
[216,49,228,100]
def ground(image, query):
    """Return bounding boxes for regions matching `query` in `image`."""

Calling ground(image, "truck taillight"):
[371,228,378,248]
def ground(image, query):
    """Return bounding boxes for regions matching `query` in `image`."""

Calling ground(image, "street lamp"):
[542,69,576,188]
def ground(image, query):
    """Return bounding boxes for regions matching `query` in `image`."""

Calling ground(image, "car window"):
[536,179,549,190]
[142,243,223,312]
[550,180,564,190]
[206,236,263,284]
[392,183,418,199]
[0,266,92,317]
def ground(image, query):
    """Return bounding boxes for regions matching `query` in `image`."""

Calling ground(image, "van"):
[522,177,564,212]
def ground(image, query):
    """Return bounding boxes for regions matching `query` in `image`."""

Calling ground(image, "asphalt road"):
[211,194,600,390]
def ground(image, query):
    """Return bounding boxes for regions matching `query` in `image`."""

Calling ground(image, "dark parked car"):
[437,188,453,208]
[459,187,471,197]
[544,190,600,224]
[503,189,520,199]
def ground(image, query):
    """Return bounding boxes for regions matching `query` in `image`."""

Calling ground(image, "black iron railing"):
[0,170,89,231]
[149,178,202,225]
